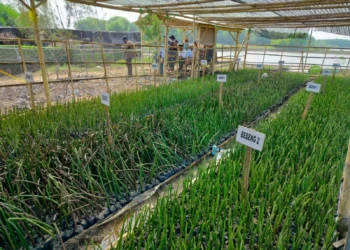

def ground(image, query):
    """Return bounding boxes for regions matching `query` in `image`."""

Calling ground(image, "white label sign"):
[25,71,34,83]
[101,92,110,106]
[322,69,332,76]
[256,64,264,69]
[236,125,266,152]
[333,63,341,68]
[236,58,241,63]
[217,74,227,83]
[306,82,321,93]
[201,60,207,65]
[279,60,285,65]
[151,63,158,70]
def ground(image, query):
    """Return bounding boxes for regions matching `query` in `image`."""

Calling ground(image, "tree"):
[137,14,163,45]
[74,17,106,31]
[0,3,19,26]
[106,16,139,32]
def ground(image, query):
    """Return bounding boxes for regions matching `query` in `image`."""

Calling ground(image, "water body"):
[219,49,350,68]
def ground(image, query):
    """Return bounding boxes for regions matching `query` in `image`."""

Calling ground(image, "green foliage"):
[0,70,307,249]
[118,75,349,249]
[137,14,163,45]
[74,17,106,31]
[309,65,322,74]
[0,3,19,27]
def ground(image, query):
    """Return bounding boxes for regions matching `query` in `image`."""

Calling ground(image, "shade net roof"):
[69,0,350,36]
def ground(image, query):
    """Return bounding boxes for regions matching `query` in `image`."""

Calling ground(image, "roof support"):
[29,0,52,108]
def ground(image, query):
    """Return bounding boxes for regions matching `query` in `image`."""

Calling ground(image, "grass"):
[116,75,350,249]
[0,69,307,249]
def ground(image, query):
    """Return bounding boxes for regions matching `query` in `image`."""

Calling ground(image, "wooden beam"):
[168,0,350,14]
[122,0,222,9]
[202,12,350,22]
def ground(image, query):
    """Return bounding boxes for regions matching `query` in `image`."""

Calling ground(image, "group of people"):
[121,35,214,77]
[158,35,214,76]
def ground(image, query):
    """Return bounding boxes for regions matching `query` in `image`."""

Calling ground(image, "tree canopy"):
[0,3,19,27]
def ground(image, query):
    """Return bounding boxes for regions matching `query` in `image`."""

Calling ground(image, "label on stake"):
[237,126,266,151]
[217,74,227,83]
[322,69,332,76]
[151,63,158,70]
[278,60,285,65]
[201,60,207,65]
[25,71,34,83]
[306,82,321,93]
[101,92,110,106]
[236,58,241,63]
[333,63,341,68]
[256,64,264,69]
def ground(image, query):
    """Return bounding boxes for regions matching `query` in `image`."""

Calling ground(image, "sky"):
[3,0,350,41]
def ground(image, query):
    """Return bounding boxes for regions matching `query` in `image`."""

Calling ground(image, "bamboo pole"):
[242,146,253,197]
[139,14,144,73]
[64,41,76,101]
[100,44,110,92]
[221,46,224,71]
[158,44,161,86]
[302,92,313,119]
[234,31,240,70]
[243,32,250,69]
[164,20,169,83]
[347,58,350,71]
[133,45,138,91]
[321,48,329,71]
[338,139,350,238]
[262,46,267,64]
[17,38,35,110]
[212,27,218,75]
[303,28,313,73]
[30,0,51,108]
[219,82,223,106]
[191,19,196,78]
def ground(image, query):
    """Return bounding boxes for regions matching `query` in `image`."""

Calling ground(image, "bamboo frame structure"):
[1,37,350,112]
[17,38,35,110]
[29,0,51,108]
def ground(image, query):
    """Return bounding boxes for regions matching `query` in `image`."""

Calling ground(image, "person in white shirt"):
[184,44,194,77]
[178,44,186,71]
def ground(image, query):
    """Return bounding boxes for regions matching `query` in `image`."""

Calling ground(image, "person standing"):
[121,36,134,76]
[168,35,178,72]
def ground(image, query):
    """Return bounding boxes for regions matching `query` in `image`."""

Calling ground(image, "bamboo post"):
[100,44,110,93]
[338,140,350,238]
[258,69,261,84]
[321,48,329,71]
[153,69,157,87]
[64,41,75,101]
[212,27,218,76]
[30,0,51,108]
[221,46,224,71]
[219,82,223,106]
[347,58,350,71]
[242,146,253,197]
[105,106,113,147]
[322,75,326,94]
[176,53,179,79]
[332,67,336,84]
[229,45,233,70]
[302,92,313,119]
[234,31,240,70]
[243,32,250,69]
[139,14,144,72]
[301,51,304,73]
[262,46,267,65]
[164,20,169,83]
[303,28,313,74]
[133,45,138,91]
[17,38,35,110]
